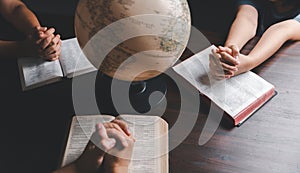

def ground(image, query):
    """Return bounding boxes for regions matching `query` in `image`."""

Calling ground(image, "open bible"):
[173,45,276,126]
[61,114,169,173]
[18,38,97,90]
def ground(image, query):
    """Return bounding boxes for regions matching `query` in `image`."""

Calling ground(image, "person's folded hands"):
[75,120,135,173]
[27,26,61,61]
[209,45,240,79]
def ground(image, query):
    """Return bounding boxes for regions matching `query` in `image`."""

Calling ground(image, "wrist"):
[236,55,253,75]
[244,55,256,71]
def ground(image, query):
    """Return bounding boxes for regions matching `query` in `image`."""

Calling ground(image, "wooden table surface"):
[167,38,300,173]
[1,19,300,173]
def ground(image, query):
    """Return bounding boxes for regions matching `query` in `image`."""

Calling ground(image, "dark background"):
[23,0,237,39]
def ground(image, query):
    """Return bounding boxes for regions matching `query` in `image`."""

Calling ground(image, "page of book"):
[59,38,97,78]
[173,45,275,118]
[119,115,168,173]
[61,115,115,166]
[61,115,168,173]
[18,58,63,90]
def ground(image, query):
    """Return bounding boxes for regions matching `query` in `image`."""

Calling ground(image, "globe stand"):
[96,72,167,115]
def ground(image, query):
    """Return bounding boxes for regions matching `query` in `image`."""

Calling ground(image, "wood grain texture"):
[166,34,300,173]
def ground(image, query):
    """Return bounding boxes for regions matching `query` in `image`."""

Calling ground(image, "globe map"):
[75,0,191,81]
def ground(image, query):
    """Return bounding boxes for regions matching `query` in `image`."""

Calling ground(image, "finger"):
[33,26,47,35]
[225,75,233,79]
[229,45,240,59]
[212,70,226,80]
[210,51,226,72]
[50,34,61,46]
[43,49,60,61]
[209,59,231,78]
[36,28,56,43]
[220,62,238,72]
[43,44,57,56]
[35,26,47,32]
[104,120,135,141]
[210,53,236,77]
[44,38,61,56]
[209,63,223,80]
[211,48,222,59]
[28,27,45,40]
[219,52,240,65]
[217,46,232,54]
[209,58,226,80]
[95,123,116,151]
[215,70,233,79]
[39,35,55,50]
[104,122,124,133]
[112,119,131,136]
[47,57,59,61]
[209,53,222,70]
[40,28,55,37]
[106,128,129,148]
[85,123,116,158]
[209,56,221,73]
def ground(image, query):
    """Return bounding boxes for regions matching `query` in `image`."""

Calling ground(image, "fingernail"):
[234,56,239,59]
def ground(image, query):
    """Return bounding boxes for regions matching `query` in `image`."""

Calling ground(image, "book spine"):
[234,87,276,126]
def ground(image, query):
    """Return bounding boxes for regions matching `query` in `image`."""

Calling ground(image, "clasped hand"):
[27,26,61,61]
[209,45,240,79]
[75,120,135,173]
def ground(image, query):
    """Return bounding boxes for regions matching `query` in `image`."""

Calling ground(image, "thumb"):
[230,45,240,59]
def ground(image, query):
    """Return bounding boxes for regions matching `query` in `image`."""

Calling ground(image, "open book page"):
[119,115,168,173]
[61,115,115,166]
[18,58,63,90]
[59,38,97,78]
[61,115,168,173]
[173,45,274,118]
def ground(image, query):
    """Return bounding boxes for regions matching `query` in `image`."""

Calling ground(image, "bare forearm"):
[225,5,258,49]
[8,3,40,35]
[0,1,40,35]
[225,17,256,48]
[247,20,300,69]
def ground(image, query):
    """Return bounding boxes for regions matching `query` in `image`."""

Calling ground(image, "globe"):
[74,0,191,82]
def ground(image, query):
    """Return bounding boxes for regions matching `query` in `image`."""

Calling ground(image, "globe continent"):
[75,0,191,81]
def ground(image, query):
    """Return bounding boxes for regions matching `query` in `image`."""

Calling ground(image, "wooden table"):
[1,19,300,173]
[167,38,300,173]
